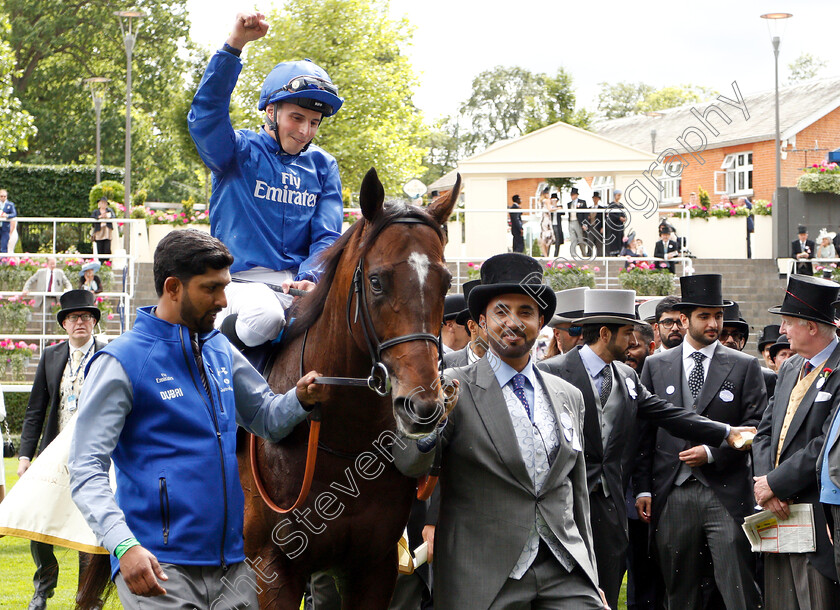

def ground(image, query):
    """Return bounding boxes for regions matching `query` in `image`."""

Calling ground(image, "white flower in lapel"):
[624,376,637,399]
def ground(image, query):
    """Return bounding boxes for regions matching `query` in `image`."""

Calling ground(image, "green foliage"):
[797,173,840,194]
[788,53,827,83]
[88,181,125,208]
[698,185,711,209]
[0,295,35,333]
[544,261,596,290]
[618,266,675,296]
[457,66,588,157]
[0,164,122,217]
[236,0,427,194]
[2,0,204,200]
[682,197,771,219]
[3,392,28,434]
[597,82,716,119]
[0,14,36,159]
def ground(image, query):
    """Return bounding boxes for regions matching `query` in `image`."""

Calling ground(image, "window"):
[660,162,682,205]
[714,152,753,196]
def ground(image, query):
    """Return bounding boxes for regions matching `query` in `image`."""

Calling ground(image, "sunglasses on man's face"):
[557,326,583,337]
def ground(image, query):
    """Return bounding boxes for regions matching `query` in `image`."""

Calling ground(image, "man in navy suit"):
[791,225,815,276]
[0,188,18,253]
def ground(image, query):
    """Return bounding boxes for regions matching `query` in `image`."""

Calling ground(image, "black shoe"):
[27,593,48,610]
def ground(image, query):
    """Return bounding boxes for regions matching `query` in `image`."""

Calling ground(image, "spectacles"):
[65,313,95,323]
[657,318,683,329]
[720,329,746,342]
[556,326,583,337]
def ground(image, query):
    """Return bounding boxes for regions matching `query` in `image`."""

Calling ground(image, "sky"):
[185,0,838,123]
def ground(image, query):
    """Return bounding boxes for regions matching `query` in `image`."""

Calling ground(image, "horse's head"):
[356,168,460,438]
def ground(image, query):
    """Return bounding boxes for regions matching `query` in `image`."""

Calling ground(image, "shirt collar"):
[70,336,94,356]
[487,350,536,390]
[682,339,717,361]
[808,337,838,370]
[579,344,609,380]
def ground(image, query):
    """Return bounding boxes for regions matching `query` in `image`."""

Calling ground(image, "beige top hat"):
[573,289,638,326]
[548,287,589,327]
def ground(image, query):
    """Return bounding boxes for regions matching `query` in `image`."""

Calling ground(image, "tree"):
[635,84,716,113]
[457,66,588,156]
[2,0,202,200]
[0,14,35,160]
[597,82,654,119]
[236,0,427,195]
[597,82,715,119]
[788,53,827,83]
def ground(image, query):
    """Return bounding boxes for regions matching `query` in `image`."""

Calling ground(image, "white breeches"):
[216,268,295,347]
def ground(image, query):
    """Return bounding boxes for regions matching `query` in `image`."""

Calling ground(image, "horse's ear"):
[359,167,385,222]
[427,174,461,226]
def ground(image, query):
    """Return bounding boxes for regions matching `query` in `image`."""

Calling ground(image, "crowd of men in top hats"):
[393,251,840,610]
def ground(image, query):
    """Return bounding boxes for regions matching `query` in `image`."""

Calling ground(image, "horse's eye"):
[369,276,382,293]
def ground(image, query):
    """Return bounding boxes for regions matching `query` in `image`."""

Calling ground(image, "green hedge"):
[0,164,123,218]
[4,392,29,436]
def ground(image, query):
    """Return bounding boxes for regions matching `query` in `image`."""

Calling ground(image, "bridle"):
[251,215,446,514]
[300,217,444,396]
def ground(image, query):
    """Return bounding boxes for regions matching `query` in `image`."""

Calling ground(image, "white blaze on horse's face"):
[407,252,430,302]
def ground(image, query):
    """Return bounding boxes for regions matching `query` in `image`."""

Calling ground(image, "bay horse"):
[241,168,460,608]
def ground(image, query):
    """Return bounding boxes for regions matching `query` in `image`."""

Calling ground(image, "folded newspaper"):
[742,503,816,553]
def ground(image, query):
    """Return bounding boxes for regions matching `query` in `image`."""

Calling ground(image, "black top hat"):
[674,274,733,310]
[768,335,791,361]
[550,193,559,200]
[57,289,101,325]
[468,253,555,324]
[659,224,672,235]
[444,294,466,322]
[798,225,808,234]
[456,279,480,326]
[512,195,521,203]
[722,301,749,336]
[770,274,840,325]
[570,187,579,195]
[592,191,601,198]
[757,324,782,352]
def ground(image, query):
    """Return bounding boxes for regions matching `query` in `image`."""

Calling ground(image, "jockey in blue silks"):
[188,11,344,348]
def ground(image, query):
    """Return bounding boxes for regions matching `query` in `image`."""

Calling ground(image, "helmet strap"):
[268,102,312,156]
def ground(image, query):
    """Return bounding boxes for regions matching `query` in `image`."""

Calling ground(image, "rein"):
[251,217,444,514]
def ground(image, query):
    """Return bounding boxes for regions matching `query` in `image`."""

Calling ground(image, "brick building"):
[592,78,840,206]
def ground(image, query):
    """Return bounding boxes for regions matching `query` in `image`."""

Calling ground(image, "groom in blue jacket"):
[69,229,327,608]
[189,11,344,348]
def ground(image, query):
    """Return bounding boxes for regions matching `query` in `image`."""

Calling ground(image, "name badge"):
[67,394,77,412]
[625,377,637,399]
[718,389,734,403]
[817,377,826,389]
[666,385,675,395]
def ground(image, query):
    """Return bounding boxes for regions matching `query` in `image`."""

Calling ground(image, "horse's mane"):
[283,202,443,344]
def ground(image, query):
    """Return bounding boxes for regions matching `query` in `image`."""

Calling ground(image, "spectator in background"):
[654,226,679,273]
[792,225,815,275]
[78,262,103,294]
[90,197,116,261]
[22,257,73,309]
[816,228,836,259]
[605,190,627,257]
[538,188,554,256]
[508,195,524,253]
[739,197,755,259]
[768,334,794,369]
[548,192,564,257]
[833,224,840,257]
[568,187,590,257]
[0,188,18,253]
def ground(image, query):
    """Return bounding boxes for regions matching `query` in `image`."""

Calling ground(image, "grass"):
[2,458,627,608]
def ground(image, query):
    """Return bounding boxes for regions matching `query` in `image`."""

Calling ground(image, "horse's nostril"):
[394,396,445,432]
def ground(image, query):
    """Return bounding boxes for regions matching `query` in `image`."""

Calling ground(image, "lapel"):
[564,349,602,459]
[470,358,533,493]
[660,345,685,406]
[46,341,69,408]
[781,343,840,456]
[607,364,633,453]
[696,343,730,415]
[771,354,803,452]
[538,370,582,490]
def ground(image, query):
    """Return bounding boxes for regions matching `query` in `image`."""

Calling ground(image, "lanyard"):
[69,343,95,381]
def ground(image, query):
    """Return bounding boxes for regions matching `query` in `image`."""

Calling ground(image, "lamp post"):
[114,10,146,223]
[760,12,793,199]
[83,77,111,185]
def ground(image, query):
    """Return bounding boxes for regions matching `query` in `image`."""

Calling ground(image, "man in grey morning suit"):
[442,280,486,369]
[754,274,840,608]
[537,288,755,610]
[634,275,765,609]
[394,253,608,609]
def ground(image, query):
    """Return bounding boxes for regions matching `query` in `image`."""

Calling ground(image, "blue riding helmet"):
[258,59,343,117]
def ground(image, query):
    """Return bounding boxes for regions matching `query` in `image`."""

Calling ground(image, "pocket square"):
[816,391,832,402]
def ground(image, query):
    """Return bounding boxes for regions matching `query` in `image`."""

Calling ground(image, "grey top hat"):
[573,289,638,326]
[548,287,588,327]
[637,297,665,323]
